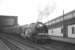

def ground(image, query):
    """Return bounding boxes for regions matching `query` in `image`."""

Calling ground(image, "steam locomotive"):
[1,21,49,43]
[21,22,49,43]
[0,15,49,43]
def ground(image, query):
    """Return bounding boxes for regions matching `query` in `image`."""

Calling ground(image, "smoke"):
[0,0,2,5]
[37,0,56,22]
[39,0,56,16]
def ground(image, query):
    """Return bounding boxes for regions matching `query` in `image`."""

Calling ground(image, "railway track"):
[0,33,57,50]
[39,40,75,50]
[1,38,22,50]
[0,33,46,50]
[0,33,75,50]
[0,33,61,50]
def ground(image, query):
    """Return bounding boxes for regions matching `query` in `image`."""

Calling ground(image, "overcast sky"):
[0,0,75,25]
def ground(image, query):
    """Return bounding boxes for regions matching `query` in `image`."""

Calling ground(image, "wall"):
[48,27,63,36]
[68,24,75,38]
[0,15,18,27]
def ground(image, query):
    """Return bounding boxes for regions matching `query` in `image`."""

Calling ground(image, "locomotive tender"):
[45,10,75,44]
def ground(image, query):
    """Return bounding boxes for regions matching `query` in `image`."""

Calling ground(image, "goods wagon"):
[45,10,75,44]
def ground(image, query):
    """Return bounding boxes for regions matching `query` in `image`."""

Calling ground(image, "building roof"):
[0,15,17,18]
[45,10,75,25]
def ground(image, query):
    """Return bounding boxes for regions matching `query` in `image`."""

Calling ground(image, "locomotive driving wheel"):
[30,35,47,44]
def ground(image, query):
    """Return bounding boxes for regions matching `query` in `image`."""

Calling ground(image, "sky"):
[0,0,75,25]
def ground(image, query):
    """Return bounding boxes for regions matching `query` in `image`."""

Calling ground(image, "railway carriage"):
[0,15,18,33]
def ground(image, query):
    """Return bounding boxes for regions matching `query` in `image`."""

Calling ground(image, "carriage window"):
[72,27,75,34]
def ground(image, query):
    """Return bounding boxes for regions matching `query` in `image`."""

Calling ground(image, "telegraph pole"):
[62,10,67,37]
[63,10,64,25]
